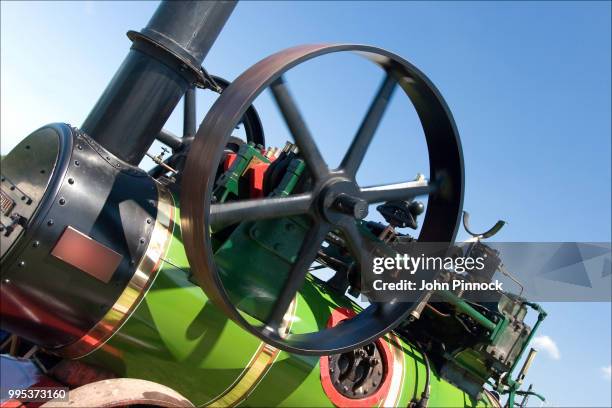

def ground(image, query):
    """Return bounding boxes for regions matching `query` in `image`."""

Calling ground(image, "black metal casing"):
[1,124,158,349]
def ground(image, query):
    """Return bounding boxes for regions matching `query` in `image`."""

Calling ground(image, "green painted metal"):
[81,197,498,407]
[213,143,270,202]
[438,290,496,333]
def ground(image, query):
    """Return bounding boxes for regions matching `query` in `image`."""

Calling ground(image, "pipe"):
[82,1,237,165]
[438,290,497,332]
[183,86,197,138]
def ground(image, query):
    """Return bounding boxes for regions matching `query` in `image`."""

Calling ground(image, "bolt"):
[21,196,25,201]
[77,145,83,150]
[32,241,40,248]
[146,218,152,224]
[139,237,145,244]
[74,160,80,166]
[47,219,54,226]
[59,198,66,205]
[68,178,74,185]
[18,261,25,267]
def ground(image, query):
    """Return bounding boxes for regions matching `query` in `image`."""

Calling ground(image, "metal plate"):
[0,127,60,258]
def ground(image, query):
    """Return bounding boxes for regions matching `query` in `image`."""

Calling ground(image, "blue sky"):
[1,1,610,406]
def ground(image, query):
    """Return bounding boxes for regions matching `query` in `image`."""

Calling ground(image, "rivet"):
[77,145,83,150]
[68,178,75,185]
[18,261,25,267]
[146,218,152,224]
[74,160,80,166]
[3,279,10,284]
[47,219,54,226]
[21,196,26,201]
[25,145,30,150]
[139,237,145,244]
[59,198,66,205]
[40,169,46,174]
[10,186,15,191]
[32,241,40,248]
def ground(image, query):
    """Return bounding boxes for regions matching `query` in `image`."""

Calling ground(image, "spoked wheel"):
[181,44,464,355]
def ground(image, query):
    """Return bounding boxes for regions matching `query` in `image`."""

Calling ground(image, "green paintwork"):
[214,143,270,203]
[82,197,496,407]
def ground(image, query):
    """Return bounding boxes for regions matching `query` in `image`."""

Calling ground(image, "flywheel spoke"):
[360,179,433,204]
[270,76,329,180]
[340,74,397,177]
[339,220,375,278]
[266,221,330,330]
[210,193,313,230]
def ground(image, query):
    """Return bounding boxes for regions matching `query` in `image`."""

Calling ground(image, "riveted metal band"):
[53,184,175,359]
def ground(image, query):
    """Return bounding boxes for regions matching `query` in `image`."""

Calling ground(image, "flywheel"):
[180,44,464,355]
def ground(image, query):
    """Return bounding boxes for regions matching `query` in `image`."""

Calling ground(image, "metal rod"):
[184,86,197,138]
[438,290,497,332]
[82,1,236,164]
[157,129,183,150]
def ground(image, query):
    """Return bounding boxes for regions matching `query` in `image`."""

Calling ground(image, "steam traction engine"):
[0,1,545,407]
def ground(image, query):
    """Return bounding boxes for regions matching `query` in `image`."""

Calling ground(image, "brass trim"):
[203,297,298,408]
[54,184,175,359]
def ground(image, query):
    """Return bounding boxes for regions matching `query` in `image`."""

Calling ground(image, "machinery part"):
[320,308,394,406]
[463,211,505,240]
[181,44,464,355]
[149,74,265,181]
[377,199,425,229]
[0,124,172,352]
[82,0,237,164]
[41,378,194,407]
